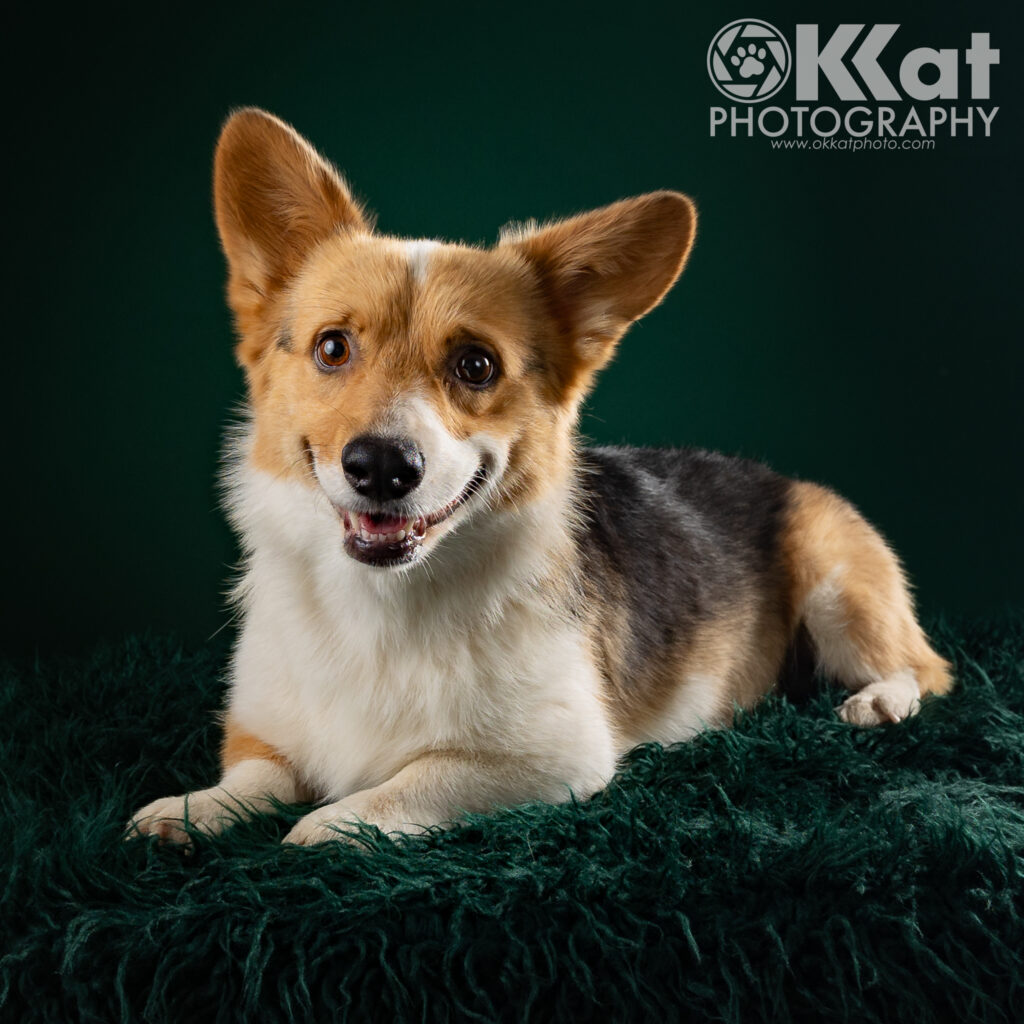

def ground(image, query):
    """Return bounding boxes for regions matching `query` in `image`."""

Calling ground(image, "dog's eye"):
[453,348,497,388]
[314,330,351,370]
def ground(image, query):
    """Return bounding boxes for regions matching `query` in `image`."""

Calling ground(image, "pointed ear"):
[505,191,696,385]
[213,108,368,319]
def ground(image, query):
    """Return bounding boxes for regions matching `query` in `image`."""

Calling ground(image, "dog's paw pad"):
[730,45,767,78]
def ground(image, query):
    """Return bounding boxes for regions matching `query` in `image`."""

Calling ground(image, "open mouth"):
[337,465,487,567]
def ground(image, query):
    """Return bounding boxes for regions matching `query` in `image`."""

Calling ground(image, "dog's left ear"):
[505,191,695,392]
[213,107,368,335]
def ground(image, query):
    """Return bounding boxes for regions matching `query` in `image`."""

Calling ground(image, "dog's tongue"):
[358,512,407,534]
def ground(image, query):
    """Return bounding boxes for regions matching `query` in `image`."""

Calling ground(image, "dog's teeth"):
[348,515,419,545]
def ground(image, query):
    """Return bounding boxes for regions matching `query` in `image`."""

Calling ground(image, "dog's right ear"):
[502,191,695,402]
[214,108,367,324]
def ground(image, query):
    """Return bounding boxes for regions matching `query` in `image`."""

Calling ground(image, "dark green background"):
[6,3,1021,655]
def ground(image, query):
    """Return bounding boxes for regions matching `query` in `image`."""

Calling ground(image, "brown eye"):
[453,347,497,388]
[314,330,351,370]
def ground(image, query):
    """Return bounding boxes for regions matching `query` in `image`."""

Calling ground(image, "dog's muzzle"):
[336,464,488,567]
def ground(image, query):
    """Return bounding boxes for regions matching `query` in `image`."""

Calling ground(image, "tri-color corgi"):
[128,109,952,847]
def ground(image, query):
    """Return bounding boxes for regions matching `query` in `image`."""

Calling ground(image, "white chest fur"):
[225,466,615,801]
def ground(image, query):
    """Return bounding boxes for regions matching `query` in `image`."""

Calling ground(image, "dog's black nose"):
[342,436,425,502]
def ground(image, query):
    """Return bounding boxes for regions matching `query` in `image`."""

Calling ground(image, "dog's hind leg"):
[781,481,953,726]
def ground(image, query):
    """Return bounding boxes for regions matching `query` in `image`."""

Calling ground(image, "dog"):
[127,108,953,847]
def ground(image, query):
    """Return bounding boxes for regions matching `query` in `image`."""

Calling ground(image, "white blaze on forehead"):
[405,240,440,284]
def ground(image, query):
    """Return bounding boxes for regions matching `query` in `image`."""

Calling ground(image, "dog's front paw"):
[125,789,240,846]
[282,794,428,847]
[282,802,366,846]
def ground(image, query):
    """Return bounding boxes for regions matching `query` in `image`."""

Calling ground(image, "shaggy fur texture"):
[2,617,1022,1022]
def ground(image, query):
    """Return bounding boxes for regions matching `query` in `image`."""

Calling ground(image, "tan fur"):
[221,716,291,772]
[595,585,792,743]
[713,590,794,713]
[781,481,953,697]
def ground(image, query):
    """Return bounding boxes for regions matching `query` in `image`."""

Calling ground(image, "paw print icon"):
[732,45,767,79]
[707,20,792,102]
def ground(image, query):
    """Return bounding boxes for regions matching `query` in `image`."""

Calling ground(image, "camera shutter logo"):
[708,19,792,102]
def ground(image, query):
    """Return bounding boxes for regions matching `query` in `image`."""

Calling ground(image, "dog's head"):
[214,108,696,569]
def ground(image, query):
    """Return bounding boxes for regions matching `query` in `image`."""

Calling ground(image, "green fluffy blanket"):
[2,618,1022,1022]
